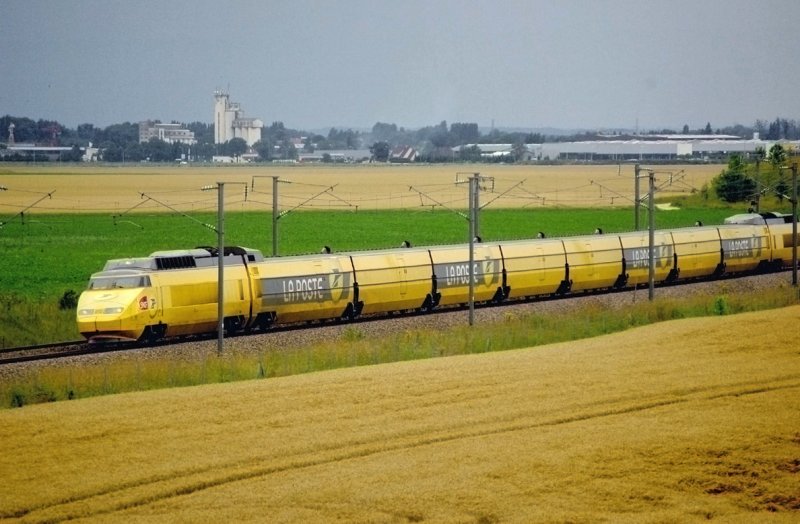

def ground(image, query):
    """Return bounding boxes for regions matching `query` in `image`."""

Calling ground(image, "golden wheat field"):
[1,307,798,522]
[0,163,722,212]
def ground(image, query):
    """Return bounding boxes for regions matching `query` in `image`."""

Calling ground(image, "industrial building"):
[138,121,196,145]
[531,133,796,161]
[213,90,263,146]
[458,134,798,162]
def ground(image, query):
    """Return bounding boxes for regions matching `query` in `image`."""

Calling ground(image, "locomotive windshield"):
[88,275,151,290]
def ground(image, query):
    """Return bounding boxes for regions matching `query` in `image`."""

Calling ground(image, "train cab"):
[77,263,159,342]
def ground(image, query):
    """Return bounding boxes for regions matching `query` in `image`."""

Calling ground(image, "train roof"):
[724,212,792,225]
[102,246,264,271]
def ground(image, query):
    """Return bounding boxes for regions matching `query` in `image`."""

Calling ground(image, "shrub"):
[713,296,730,315]
[59,290,78,310]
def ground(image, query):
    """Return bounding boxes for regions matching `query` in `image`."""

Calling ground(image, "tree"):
[143,138,172,162]
[713,154,756,202]
[61,144,83,162]
[714,171,756,202]
[225,137,248,158]
[101,142,122,162]
[101,123,138,147]
[459,145,482,162]
[767,143,786,168]
[449,122,479,145]
[775,175,790,201]
[123,142,144,162]
[370,141,390,162]
[511,141,528,162]
[264,121,287,144]
[253,139,272,161]
[193,142,216,162]
[754,146,766,163]
[77,123,97,141]
[187,121,213,144]
[371,122,398,143]
[704,122,712,134]
[276,140,297,160]
[682,124,690,134]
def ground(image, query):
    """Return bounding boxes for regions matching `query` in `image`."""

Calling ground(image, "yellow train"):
[77,213,797,343]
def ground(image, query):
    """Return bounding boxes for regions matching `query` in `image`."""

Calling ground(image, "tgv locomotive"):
[77,212,797,343]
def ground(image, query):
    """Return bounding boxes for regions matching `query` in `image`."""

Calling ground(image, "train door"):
[395,254,408,296]
[536,246,548,284]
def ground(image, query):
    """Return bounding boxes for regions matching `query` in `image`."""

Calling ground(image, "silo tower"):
[213,90,234,144]
[213,89,262,146]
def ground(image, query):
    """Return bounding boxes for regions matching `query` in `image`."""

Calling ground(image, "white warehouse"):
[528,135,797,161]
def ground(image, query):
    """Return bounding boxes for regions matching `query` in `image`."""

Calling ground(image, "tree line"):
[2,114,799,164]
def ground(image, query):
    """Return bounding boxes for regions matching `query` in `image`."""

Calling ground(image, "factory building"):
[138,121,196,145]
[213,90,263,147]
[456,134,797,162]
[529,134,796,161]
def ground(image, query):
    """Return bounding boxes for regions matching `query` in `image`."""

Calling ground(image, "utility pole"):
[754,157,761,213]
[635,167,656,300]
[648,170,655,300]
[251,175,284,257]
[472,173,481,241]
[216,182,225,354]
[634,164,641,230]
[456,172,489,326]
[468,174,478,326]
[778,164,798,289]
[202,181,247,353]
[272,176,279,256]
[252,176,350,257]
[792,162,797,287]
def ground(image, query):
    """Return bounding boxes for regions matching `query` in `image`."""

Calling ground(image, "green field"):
[1,206,744,346]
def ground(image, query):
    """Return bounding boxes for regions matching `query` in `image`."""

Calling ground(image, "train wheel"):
[140,324,166,344]
[253,312,276,331]
[341,303,355,321]
[419,294,434,313]
[224,316,246,334]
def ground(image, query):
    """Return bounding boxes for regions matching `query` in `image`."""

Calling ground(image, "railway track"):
[0,341,112,365]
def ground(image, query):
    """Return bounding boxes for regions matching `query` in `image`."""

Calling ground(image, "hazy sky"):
[2,0,799,132]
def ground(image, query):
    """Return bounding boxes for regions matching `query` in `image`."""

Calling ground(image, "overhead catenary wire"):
[137,191,220,233]
[0,189,56,227]
[0,168,735,221]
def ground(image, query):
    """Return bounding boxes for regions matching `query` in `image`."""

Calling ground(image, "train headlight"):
[78,308,95,316]
[102,307,124,315]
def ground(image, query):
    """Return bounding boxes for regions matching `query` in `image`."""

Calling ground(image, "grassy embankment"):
[1,306,798,521]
